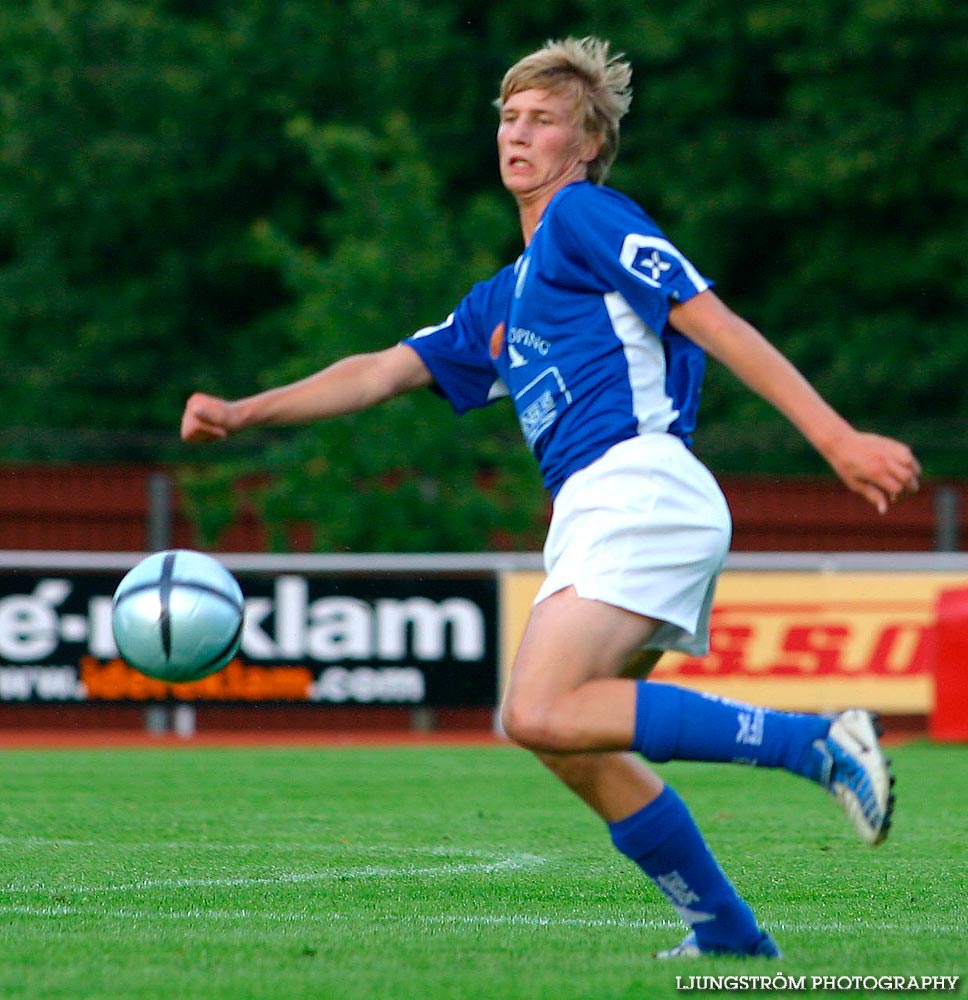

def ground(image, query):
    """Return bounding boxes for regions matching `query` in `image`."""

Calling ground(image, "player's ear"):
[579,130,604,165]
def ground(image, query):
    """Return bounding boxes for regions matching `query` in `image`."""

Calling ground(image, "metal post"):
[144,705,169,735]
[410,707,435,732]
[934,485,961,553]
[146,471,173,552]
[145,471,174,735]
[172,705,197,739]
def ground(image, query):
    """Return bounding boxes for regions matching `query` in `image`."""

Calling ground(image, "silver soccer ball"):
[112,549,244,683]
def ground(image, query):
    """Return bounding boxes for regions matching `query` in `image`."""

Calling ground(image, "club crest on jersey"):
[620,234,684,289]
[638,249,672,282]
[489,322,505,360]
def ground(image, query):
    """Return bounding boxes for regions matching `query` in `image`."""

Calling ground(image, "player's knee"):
[500,697,571,752]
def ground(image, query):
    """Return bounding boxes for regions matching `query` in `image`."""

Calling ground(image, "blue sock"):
[609,785,763,953]
[632,681,830,781]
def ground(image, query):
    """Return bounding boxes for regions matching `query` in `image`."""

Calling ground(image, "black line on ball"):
[159,552,176,662]
[116,580,242,614]
[201,614,246,672]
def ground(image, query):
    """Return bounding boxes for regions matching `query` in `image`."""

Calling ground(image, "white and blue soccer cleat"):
[654,930,782,960]
[816,708,895,845]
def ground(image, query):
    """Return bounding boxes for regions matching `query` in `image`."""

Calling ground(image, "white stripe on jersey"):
[603,292,680,434]
[411,313,456,339]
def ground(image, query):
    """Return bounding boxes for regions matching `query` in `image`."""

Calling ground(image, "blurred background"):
[2,0,966,554]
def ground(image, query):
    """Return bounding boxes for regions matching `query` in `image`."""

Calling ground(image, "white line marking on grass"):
[0,835,302,850]
[0,837,534,855]
[0,850,547,896]
[0,904,313,921]
[0,836,95,848]
[3,844,962,940]
[424,913,679,931]
[423,914,967,935]
[89,854,546,894]
[1,904,79,918]
[2,903,963,938]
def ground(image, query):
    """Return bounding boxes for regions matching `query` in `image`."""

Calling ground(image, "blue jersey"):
[404,181,711,497]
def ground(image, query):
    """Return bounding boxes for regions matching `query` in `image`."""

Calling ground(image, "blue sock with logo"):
[632,681,830,782]
[609,784,763,953]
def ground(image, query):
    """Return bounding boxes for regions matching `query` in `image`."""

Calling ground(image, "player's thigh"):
[505,585,661,705]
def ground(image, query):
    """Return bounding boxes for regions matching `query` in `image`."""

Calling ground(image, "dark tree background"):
[2,0,965,549]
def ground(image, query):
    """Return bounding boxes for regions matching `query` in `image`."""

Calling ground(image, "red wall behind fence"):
[0,463,961,553]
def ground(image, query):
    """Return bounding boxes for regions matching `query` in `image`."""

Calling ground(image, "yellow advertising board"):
[499,570,968,715]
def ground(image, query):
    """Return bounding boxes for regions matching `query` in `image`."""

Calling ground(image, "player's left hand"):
[827,430,921,514]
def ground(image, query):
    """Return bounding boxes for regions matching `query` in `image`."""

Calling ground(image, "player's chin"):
[500,170,534,194]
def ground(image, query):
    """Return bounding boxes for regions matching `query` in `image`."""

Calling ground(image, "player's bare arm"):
[670,290,921,513]
[180,343,433,444]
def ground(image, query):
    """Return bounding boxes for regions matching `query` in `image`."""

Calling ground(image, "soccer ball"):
[112,549,245,683]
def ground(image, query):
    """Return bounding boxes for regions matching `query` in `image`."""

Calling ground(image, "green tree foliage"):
[1,0,966,548]
[0,0,497,449]
[633,0,968,474]
[0,0,301,446]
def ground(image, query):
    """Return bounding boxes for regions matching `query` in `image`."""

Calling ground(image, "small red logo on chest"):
[489,322,506,360]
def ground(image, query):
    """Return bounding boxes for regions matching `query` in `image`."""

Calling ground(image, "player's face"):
[497,88,596,203]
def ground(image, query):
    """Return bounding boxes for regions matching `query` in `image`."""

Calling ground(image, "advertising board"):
[0,561,498,708]
[2,552,966,726]
[500,556,968,716]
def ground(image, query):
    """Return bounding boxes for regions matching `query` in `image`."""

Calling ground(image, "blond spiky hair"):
[497,36,633,184]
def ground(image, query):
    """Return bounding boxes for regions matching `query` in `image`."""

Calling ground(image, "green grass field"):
[0,740,964,999]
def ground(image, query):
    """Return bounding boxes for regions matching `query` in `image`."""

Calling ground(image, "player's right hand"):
[826,429,921,515]
[180,392,236,443]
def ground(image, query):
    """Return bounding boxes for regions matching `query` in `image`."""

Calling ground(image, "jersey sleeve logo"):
[619,234,709,293]
[639,250,672,282]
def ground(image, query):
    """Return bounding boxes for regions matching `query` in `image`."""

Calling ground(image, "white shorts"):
[535,433,732,656]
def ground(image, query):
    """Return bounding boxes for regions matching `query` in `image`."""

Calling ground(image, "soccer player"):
[180,37,921,958]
